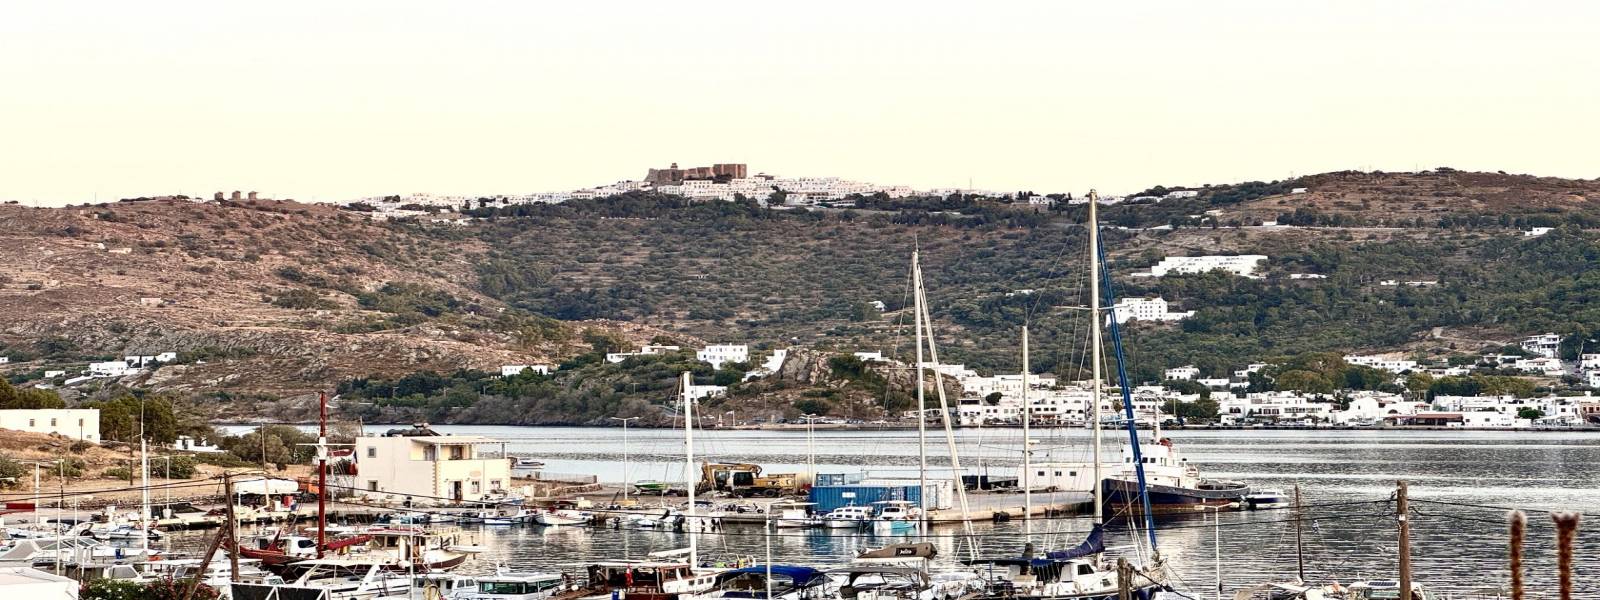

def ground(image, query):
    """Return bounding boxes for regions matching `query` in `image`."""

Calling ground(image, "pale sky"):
[2,1,1597,206]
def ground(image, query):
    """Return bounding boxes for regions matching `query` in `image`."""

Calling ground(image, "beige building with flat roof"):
[354,431,510,504]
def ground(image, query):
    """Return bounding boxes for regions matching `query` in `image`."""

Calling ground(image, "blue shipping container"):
[807,484,923,513]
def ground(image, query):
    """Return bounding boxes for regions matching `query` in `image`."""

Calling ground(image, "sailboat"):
[967,190,1178,599]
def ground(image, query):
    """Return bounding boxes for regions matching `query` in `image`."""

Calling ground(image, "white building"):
[88,361,133,377]
[1521,333,1562,358]
[1344,354,1419,374]
[43,370,66,378]
[1149,255,1268,278]
[1525,227,1553,237]
[500,365,550,377]
[606,344,683,363]
[1219,392,1335,425]
[1110,297,1194,325]
[853,352,887,363]
[684,385,727,401]
[1588,370,1600,388]
[1290,187,1309,194]
[1164,190,1200,200]
[0,357,8,364]
[1512,357,1565,375]
[1196,378,1231,389]
[697,344,749,369]
[1288,273,1328,280]
[1331,392,1421,425]
[1580,354,1600,371]
[355,427,511,503]
[0,408,99,441]
[1164,366,1200,381]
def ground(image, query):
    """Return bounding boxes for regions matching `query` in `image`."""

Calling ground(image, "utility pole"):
[1397,480,1411,599]
[1295,484,1306,582]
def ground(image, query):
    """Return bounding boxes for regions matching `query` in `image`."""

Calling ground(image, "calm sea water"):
[200,426,1598,596]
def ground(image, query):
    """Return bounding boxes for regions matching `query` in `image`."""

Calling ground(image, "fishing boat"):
[1344,580,1440,600]
[820,505,874,529]
[569,559,719,600]
[238,531,374,568]
[685,565,830,600]
[1100,439,1249,515]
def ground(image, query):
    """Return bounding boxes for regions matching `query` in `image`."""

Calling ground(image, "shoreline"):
[211,421,1600,433]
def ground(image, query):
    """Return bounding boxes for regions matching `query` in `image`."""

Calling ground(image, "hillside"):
[0,199,664,420]
[3,169,1599,423]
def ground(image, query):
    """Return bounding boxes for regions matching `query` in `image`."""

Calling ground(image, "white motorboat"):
[820,505,874,529]
[768,502,822,529]
[252,559,413,599]
[533,508,590,527]
[868,501,919,534]
[1243,488,1291,510]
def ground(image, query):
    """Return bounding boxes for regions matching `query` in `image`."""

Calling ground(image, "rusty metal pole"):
[1397,480,1412,599]
[1553,512,1581,600]
[1509,510,1525,600]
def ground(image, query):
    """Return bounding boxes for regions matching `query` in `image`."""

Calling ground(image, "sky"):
[2,1,1597,206]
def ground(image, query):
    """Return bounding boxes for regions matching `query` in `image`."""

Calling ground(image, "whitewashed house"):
[1521,333,1562,358]
[500,365,550,377]
[1578,354,1600,371]
[1164,366,1200,381]
[1513,357,1565,375]
[1197,378,1231,389]
[1344,354,1419,374]
[1219,392,1335,425]
[43,370,66,378]
[1525,227,1552,237]
[88,361,133,377]
[1110,297,1193,325]
[1149,255,1267,278]
[696,344,749,369]
[684,385,727,401]
[0,408,99,441]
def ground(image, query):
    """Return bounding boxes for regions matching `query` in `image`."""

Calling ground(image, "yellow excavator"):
[700,462,803,497]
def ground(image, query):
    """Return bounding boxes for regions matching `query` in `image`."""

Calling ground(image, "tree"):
[83,395,179,444]
[0,380,65,409]
[1516,407,1544,420]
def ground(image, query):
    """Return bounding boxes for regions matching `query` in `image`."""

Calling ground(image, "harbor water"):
[198,426,1599,596]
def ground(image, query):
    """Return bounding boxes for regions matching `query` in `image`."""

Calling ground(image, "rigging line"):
[4,476,230,501]
[1408,498,1560,515]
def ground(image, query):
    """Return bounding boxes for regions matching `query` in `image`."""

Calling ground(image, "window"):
[50,418,57,427]
[470,481,481,494]
[28,419,35,427]
[450,445,465,460]
[368,481,379,491]
[1054,471,1063,477]
[366,447,377,458]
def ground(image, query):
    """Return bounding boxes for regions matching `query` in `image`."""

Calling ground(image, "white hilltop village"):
[335,161,1215,220]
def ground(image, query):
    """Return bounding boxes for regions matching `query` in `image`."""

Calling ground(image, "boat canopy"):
[1044,524,1105,561]
[721,566,826,585]
[856,543,936,560]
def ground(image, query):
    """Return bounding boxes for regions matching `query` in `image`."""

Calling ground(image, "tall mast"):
[682,372,698,567]
[1021,325,1032,537]
[912,251,929,532]
[1089,189,1104,526]
[917,276,979,561]
[139,437,150,552]
[316,391,328,558]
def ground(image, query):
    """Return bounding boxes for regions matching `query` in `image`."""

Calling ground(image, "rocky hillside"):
[0,199,659,416]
